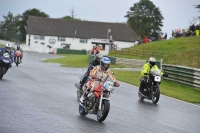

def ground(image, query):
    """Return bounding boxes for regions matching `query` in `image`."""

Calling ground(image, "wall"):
[25,34,135,54]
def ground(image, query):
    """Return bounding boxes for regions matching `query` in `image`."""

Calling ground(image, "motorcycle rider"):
[14,45,23,63]
[78,53,104,90]
[0,43,14,72]
[80,57,120,103]
[139,57,168,95]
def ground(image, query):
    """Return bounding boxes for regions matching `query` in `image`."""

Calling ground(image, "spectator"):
[90,44,102,55]
[159,34,163,40]
[143,36,149,43]
[134,39,139,45]
[196,22,200,36]
[172,30,175,38]
[163,33,167,40]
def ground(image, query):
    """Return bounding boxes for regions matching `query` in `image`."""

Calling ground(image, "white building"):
[26,16,138,55]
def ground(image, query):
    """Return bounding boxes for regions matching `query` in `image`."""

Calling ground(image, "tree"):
[19,8,49,42]
[62,16,74,20]
[125,0,164,39]
[0,12,20,41]
[194,4,200,18]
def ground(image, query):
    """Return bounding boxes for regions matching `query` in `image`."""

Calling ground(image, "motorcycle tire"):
[0,67,6,79]
[16,57,19,66]
[138,91,145,100]
[97,100,110,122]
[79,104,88,116]
[151,86,160,104]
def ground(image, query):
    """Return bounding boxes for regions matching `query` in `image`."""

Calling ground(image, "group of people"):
[78,51,168,103]
[171,22,200,38]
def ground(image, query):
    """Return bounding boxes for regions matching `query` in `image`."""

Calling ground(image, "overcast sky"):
[0,0,199,38]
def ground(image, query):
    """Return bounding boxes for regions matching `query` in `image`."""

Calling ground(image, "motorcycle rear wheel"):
[97,100,110,122]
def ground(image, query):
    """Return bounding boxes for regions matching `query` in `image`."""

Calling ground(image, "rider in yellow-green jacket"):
[139,57,168,93]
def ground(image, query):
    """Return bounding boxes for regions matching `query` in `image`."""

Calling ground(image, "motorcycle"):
[14,50,23,66]
[0,53,12,79]
[75,77,116,122]
[138,68,162,104]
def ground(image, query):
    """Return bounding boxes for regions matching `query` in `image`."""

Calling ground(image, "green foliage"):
[19,8,49,42]
[0,12,21,41]
[195,4,200,18]
[112,70,200,103]
[125,0,164,38]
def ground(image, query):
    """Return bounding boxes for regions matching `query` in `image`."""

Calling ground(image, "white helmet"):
[5,43,12,52]
[149,57,156,66]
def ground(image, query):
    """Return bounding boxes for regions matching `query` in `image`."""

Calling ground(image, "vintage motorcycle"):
[0,53,12,79]
[75,76,116,122]
[14,50,23,66]
[138,68,162,104]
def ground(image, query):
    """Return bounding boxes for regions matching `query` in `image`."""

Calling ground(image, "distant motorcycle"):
[138,68,162,104]
[14,50,23,66]
[0,53,12,79]
[75,77,116,122]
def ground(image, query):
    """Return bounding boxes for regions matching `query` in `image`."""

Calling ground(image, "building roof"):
[27,16,138,42]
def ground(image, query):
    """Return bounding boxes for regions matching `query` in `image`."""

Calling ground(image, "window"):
[34,35,39,40]
[40,36,45,40]
[58,37,66,42]
[34,35,45,40]
[80,39,88,43]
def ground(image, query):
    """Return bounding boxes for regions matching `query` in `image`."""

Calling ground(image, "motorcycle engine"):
[85,92,96,109]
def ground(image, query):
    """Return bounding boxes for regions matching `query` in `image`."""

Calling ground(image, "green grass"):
[44,54,129,68]
[109,36,200,68]
[112,70,200,103]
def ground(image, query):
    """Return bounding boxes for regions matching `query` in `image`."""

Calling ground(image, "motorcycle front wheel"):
[0,67,6,79]
[151,86,160,104]
[97,100,110,122]
[79,105,88,116]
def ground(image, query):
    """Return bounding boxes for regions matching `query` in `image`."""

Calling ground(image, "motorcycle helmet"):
[17,45,20,50]
[95,53,103,62]
[100,57,111,71]
[149,57,156,66]
[5,43,12,52]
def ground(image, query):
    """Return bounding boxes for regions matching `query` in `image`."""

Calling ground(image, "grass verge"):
[44,54,130,68]
[112,70,200,104]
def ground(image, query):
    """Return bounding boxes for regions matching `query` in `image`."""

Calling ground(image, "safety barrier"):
[88,55,162,69]
[57,48,87,55]
[162,64,200,89]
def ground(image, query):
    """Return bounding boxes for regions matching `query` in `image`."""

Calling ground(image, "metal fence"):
[162,64,200,90]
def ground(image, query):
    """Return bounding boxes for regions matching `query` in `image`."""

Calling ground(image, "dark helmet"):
[5,43,12,52]
[17,45,20,50]
[100,57,111,71]
[95,53,103,62]
[149,57,156,66]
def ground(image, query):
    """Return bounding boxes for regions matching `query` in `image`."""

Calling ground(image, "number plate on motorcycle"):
[154,76,161,82]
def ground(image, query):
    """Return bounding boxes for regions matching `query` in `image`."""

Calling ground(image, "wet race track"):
[0,52,200,133]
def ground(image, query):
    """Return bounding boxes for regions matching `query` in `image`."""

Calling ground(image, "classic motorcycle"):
[14,50,23,66]
[0,53,12,79]
[75,77,116,122]
[138,68,162,104]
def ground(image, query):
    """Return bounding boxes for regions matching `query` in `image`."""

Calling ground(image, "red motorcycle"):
[76,77,117,122]
[14,50,23,66]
